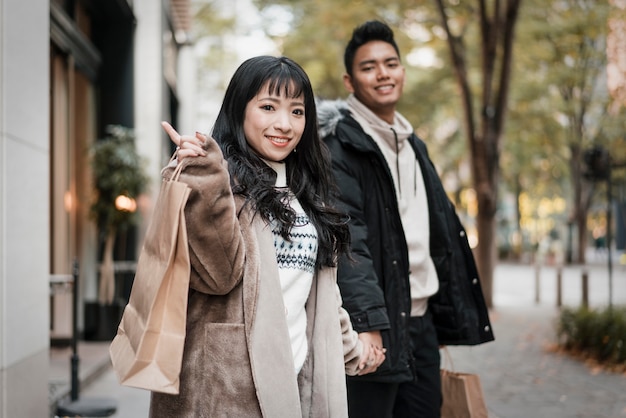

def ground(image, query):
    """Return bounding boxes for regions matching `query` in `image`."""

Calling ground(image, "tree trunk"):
[476,207,497,308]
[99,229,117,304]
[472,126,500,309]
[434,0,521,308]
[569,143,592,264]
[572,162,588,265]
[575,213,587,264]
[514,174,523,261]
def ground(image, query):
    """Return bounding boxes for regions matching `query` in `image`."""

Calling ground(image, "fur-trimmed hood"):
[316,99,349,139]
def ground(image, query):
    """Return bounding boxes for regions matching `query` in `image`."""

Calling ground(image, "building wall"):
[134,0,169,224]
[134,0,193,240]
[0,0,51,416]
[0,0,193,415]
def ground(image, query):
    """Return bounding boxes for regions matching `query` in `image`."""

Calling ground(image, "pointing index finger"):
[161,121,181,146]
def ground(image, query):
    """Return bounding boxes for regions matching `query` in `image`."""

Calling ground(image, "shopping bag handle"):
[165,150,185,182]
[172,160,185,182]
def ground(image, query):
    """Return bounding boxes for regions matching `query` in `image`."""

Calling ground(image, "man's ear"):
[343,73,355,93]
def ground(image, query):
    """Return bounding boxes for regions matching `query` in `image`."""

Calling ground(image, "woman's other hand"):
[357,330,386,375]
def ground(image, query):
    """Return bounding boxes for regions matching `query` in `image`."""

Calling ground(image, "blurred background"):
[0,0,624,416]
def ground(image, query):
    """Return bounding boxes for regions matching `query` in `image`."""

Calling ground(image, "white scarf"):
[347,94,413,150]
[346,94,416,197]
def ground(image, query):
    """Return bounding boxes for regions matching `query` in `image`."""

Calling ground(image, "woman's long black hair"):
[211,55,350,268]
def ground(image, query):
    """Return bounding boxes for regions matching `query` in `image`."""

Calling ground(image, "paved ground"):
[50,257,626,417]
[448,306,626,418]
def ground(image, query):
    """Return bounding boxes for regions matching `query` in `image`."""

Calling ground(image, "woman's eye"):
[261,104,274,111]
[293,109,304,116]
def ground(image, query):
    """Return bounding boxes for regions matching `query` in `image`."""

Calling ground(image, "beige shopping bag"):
[440,368,488,418]
[110,162,191,394]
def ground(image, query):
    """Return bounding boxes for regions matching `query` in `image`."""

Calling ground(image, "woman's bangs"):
[266,69,306,99]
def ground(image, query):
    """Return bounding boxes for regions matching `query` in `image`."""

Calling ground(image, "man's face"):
[343,40,405,123]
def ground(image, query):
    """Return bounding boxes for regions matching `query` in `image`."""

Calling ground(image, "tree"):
[607,0,626,112]
[90,125,148,305]
[431,0,522,307]
[502,13,573,260]
[520,0,613,264]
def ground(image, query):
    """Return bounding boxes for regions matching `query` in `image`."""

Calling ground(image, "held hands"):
[161,121,207,161]
[357,330,386,375]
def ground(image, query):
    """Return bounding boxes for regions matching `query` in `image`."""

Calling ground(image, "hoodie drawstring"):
[414,160,417,195]
[391,127,418,198]
[391,128,401,196]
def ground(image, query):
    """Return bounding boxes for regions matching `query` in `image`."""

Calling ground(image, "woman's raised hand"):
[161,121,207,161]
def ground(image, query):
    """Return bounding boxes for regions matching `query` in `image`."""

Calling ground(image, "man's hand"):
[357,330,386,375]
[161,121,207,161]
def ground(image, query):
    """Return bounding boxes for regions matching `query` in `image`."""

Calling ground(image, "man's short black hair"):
[344,20,401,76]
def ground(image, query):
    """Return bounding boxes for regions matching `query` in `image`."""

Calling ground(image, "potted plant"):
[88,125,148,340]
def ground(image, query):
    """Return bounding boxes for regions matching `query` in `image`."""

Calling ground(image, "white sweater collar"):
[262,159,287,187]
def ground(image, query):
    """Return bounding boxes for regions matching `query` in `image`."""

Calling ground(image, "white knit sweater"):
[265,160,317,373]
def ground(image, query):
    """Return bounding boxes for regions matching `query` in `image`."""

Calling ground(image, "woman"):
[152,56,385,417]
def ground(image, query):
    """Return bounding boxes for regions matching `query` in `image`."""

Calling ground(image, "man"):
[318,20,494,418]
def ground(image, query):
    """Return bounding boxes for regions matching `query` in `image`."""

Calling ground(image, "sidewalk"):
[49,259,626,417]
[49,336,150,417]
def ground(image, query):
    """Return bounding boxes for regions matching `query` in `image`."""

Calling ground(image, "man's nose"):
[377,65,390,80]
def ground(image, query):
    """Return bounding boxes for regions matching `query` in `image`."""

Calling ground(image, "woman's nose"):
[273,111,292,131]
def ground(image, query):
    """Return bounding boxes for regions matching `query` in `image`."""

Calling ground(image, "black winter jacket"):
[318,100,494,383]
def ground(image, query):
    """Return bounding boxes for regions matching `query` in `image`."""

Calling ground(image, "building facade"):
[0,0,193,415]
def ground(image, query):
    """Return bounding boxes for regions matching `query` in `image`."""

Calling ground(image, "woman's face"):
[243,82,305,162]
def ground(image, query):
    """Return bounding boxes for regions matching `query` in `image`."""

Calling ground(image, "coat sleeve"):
[325,134,389,333]
[334,281,362,376]
[162,137,245,295]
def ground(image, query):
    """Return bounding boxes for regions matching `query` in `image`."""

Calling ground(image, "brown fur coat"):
[149,138,362,417]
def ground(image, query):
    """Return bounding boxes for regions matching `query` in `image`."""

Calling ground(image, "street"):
[67,258,626,417]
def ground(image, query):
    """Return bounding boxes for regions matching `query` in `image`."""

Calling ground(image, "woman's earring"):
[293,148,297,153]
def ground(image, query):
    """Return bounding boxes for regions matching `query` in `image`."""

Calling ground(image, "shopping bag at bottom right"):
[440,368,488,418]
